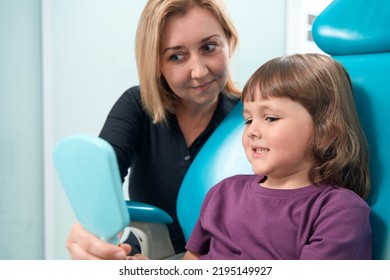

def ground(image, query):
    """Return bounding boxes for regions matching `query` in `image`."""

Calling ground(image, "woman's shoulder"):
[219,93,240,111]
[109,86,145,116]
[120,86,142,104]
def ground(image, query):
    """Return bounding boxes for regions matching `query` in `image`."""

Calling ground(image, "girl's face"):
[242,94,315,189]
[160,6,230,110]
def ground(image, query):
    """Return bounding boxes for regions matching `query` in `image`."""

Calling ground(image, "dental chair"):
[312,0,390,259]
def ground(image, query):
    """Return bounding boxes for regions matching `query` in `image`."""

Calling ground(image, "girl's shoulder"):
[214,174,259,188]
[316,183,371,211]
[206,174,260,197]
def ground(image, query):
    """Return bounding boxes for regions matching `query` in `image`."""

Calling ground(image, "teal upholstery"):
[313,0,390,260]
[312,0,390,55]
[177,102,253,240]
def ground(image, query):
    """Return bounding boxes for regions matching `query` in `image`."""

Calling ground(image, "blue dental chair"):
[312,0,390,260]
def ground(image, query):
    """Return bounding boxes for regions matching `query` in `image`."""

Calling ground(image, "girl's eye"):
[169,53,184,62]
[265,116,279,122]
[202,43,217,53]
[244,118,252,125]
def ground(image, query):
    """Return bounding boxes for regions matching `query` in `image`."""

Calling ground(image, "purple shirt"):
[185,175,372,259]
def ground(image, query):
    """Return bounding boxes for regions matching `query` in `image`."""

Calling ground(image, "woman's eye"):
[169,53,184,62]
[203,43,216,53]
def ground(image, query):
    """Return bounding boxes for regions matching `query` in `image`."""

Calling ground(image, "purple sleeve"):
[300,201,372,260]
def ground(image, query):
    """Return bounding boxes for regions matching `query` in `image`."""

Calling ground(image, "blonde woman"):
[66,0,241,259]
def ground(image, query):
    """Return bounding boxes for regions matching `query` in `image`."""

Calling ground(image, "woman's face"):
[160,6,230,110]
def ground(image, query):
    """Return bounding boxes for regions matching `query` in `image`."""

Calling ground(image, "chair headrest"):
[312,0,390,55]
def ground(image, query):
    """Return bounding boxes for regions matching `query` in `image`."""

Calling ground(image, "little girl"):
[130,53,372,260]
[183,53,371,259]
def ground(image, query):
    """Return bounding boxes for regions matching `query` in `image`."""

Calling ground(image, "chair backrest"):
[177,102,253,240]
[313,0,390,260]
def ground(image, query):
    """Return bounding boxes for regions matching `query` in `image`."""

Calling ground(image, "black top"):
[99,86,239,252]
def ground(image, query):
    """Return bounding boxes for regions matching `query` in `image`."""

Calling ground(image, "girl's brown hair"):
[242,53,370,198]
[136,0,240,123]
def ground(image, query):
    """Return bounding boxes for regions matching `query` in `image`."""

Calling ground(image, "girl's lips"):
[253,147,269,153]
[251,146,269,158]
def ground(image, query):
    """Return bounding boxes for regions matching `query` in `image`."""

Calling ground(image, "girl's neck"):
[259,175,313,190]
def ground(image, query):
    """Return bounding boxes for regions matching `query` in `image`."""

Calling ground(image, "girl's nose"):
[246,123,261,139]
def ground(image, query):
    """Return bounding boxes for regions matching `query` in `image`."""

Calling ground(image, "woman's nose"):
[190,55,208,79]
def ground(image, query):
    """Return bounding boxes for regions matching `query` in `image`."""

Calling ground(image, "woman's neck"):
[175,100,218,147]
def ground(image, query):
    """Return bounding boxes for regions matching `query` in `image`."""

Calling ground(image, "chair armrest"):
[126,201,173,224]
[125,201,176,259]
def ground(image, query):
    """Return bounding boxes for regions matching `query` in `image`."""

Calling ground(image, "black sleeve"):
[99,86,146,181]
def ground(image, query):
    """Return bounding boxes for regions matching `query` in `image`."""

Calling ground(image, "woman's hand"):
[66,222,131,260]
[126,254,150,260]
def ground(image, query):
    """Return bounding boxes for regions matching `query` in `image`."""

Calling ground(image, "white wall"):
[42,0,148,260]
[0,0,286,260]
[0,0,44,259]
[226,0,286,87]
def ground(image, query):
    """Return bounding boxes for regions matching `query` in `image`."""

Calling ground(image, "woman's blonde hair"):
[242,53,370,198]
[136,0,240,123]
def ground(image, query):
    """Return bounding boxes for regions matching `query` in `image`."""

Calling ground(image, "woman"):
[66,0,241,259]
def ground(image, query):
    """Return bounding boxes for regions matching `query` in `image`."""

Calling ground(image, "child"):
[183,53,371,260]
[131,53,372,260]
